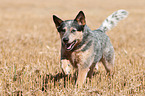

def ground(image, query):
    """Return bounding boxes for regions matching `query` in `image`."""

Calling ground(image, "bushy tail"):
[99,9,128,32]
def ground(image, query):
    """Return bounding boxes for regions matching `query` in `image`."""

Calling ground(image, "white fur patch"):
[99,9,128,32]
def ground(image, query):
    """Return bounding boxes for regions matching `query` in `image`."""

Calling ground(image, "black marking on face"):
[57,20,84,33]
[72,21,84,31]
[57,22,67,33]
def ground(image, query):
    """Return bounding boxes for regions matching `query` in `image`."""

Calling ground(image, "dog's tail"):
[99,9,128,33]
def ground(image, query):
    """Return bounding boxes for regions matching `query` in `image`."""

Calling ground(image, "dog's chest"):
[70,47,94,68]
[68,52,80,68]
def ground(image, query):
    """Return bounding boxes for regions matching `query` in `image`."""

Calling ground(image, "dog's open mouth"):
[65,40,77,50]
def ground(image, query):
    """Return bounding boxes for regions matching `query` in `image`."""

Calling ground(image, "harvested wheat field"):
[0,0,144,95]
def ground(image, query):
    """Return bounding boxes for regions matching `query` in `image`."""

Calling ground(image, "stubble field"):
[0,0,144,95]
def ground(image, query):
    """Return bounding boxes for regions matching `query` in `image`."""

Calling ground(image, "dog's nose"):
[63,37,69,43]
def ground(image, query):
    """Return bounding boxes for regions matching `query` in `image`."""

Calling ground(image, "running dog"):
[53,10,128,87]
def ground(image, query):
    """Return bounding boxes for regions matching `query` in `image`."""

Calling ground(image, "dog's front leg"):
[76,65,90,88]
[60,59,71,75]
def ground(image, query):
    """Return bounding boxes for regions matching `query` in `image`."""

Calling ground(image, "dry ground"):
[0,0,144,95]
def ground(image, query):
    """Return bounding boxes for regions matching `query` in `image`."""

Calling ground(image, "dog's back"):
[89,9,128,69]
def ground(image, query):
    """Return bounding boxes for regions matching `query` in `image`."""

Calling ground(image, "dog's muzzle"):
[62,37,78,50]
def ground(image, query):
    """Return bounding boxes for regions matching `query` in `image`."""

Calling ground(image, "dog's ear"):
[74,11,86,26]
[53,15,63,28]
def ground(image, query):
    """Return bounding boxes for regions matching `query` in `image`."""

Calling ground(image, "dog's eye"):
[71,29,76,33]
[61,29,66,33]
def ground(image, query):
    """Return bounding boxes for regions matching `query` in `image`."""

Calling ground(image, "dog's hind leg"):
[101,50,115,75]
[87,63,96,78]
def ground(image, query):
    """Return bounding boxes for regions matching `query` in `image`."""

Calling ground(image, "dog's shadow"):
[41,72,76,91]
[12,69,100,95]
[41,70,100,91]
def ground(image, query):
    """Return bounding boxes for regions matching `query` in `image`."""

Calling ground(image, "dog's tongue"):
[66,42,75,50]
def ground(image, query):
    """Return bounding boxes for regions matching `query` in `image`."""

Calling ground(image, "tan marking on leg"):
[76,65,89,88]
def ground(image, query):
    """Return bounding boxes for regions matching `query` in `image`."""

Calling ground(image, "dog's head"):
[53,11,86,51]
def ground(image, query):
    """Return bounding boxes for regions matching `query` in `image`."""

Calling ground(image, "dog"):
[53,10,128,87]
